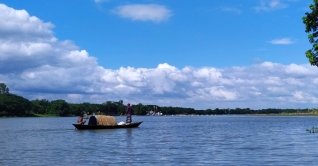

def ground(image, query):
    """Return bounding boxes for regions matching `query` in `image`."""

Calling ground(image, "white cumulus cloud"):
[1,3,318,110]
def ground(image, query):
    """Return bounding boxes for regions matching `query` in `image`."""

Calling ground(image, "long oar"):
[116,114,125,123]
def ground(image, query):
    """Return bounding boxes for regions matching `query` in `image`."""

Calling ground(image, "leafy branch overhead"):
[303,0,318,66]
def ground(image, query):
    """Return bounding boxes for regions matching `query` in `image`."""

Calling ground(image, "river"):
[0,115,317,165]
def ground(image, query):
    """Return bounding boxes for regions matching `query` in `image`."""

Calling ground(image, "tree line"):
[0,83,316,117]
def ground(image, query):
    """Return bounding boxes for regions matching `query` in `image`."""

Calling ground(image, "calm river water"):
[0,115,318,166]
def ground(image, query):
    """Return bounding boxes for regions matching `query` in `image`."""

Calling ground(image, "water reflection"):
[125,128,132,150]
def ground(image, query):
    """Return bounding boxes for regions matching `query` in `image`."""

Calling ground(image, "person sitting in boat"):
[77,112,86,125]
[88,113,98,126]
[126,103,132,124]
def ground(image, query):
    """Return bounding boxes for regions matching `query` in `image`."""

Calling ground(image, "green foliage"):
[101,100,126,115]
[31,99,49,114]
[132,103,148,115]
[0,93,31,116]
[68,104,82,116]
[0,83,9,94]
[303,0,318,65]
[49,100,70,116]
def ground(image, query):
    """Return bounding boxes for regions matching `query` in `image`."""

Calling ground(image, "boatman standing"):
[126,103,132,124]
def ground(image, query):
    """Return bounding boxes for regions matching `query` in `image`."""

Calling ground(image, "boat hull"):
[73,121,142,130]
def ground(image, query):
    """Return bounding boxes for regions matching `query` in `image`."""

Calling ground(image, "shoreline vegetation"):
[1,112,318,118]
[1,83,318,118]
[251,113,318,116]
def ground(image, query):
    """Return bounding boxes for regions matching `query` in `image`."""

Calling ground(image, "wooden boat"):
[73,121,143,130]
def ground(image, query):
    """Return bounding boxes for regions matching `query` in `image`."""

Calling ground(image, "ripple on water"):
[0,116,318,165]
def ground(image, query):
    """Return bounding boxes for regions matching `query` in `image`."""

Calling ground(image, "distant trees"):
[31,99,50,114]
[132,103,148,115]
[0,83,9,94]
[303,0,318,66]
[0,83,31,116]
[0,93,31,116]
[49,100,70,116]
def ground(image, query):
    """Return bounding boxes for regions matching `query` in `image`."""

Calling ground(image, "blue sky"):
[0,0,317,110]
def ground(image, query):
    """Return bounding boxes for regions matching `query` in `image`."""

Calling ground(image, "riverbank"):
[0,114,73,118]
[250,113,318,116]
[2,113,318,117]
